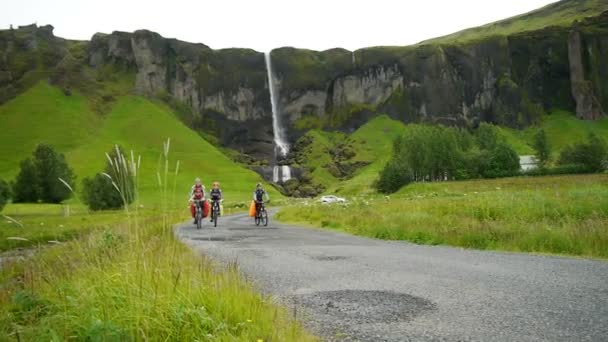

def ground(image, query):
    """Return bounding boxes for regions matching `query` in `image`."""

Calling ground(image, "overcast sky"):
[2,0,559,51]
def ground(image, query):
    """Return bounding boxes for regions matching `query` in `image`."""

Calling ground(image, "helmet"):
[213,181,220,187]
[195,177,201,183]
[256,183,262,188]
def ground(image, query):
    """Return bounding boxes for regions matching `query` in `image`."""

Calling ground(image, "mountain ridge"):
[1,0,606,168]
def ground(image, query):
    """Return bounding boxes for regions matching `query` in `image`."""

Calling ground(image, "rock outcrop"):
[568,29,605,119]
[86,30,273,157]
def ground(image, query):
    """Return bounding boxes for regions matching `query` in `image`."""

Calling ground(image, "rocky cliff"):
[271,11,607,145]
[1,10,607,162]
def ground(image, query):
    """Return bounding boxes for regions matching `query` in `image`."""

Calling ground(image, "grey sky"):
[1,0,558,51]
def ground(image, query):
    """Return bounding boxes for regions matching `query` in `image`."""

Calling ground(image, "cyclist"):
[209,181,223,222]
[189,178,205,224]
[253,183,269,216]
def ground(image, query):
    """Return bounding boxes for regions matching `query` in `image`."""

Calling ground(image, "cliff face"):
[0,24,68,103]
[0,10,606,161]
[271,11,607,144]
[87,30,274,157]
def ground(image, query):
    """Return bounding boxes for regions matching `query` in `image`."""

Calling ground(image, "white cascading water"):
[272,166,279,183]
[352,51,356,67]
[281,165,291,181]
[265,52,289,156]
[265,52,292,183]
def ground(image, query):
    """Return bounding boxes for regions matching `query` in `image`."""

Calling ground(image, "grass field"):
[0,205,315,341]
[0,203,131,252]
[0,82,278,205]
[277,174,608,259]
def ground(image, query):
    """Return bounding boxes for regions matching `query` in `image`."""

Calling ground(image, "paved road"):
[176,211,608,341]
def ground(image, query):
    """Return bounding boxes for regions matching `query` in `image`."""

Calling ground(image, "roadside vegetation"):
[277,174,608,259]
[0,208,314,341]
[0,139,314,340]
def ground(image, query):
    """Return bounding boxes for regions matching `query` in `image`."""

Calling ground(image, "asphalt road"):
[176,211,608,341]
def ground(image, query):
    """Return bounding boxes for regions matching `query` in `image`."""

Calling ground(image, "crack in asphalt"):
[176,211,608,341]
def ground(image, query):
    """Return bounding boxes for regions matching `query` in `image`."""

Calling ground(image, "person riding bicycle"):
[209,181,223,222]
[189,178,206,224]
[253,183,269,216]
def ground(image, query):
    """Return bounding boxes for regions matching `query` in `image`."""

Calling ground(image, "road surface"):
[176,211,608,341]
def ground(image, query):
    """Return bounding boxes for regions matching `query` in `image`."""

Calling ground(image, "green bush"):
[376,160,412,193]
[82,174,124,210]
[82,146,135,211]
[558,133,608,172]
[0,179,10,212]
[481,143,521,178]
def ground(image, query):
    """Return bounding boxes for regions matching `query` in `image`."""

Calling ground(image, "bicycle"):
[193,199,203,230]
[254,201,268,227]
[210,198,222,228]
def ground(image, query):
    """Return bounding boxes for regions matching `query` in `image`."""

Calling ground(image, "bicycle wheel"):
[196,207,202,230]
[254,210,260,226]
[261,209,268,226]
[213,205,218,227]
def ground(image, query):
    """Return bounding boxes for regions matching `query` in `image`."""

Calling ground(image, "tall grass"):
[0,140,315,341]
[277,174,608,258]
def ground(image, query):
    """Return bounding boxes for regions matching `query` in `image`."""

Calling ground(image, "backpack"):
[255,189,265,201]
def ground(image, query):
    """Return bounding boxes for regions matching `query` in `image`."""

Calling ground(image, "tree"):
[533,129,551,167]
[82,146,135,211]
[0,179,10,212]
[476,123,501,150]
[13,158,40,203]
[33,144,75,203]
[12,144,75,203]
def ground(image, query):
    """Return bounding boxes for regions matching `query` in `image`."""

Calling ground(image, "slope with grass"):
[0,81,277,205]
[328,115,406,196]
[423,0,608,45]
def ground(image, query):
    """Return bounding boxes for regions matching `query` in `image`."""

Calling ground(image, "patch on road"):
[312,255,349,261]
[296,290,435,325]
[191,235,255,242]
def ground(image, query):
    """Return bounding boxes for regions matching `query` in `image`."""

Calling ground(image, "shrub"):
[82,146,135,211]
[0,179,11,212]
[481,143,520,178]
[82,174,124,210]
[376,160,412,193]
[558,133,608,172]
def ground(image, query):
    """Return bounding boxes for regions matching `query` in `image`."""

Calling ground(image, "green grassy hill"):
[423,0,608,45]
[322,112,608,196]
[0,82,276,205]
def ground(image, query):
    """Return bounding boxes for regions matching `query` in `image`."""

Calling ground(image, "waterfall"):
[272,166,279,183]
[265,52,289,156]
[265,51,292,183]
[352,51,356,67]
[281,165,291,182]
